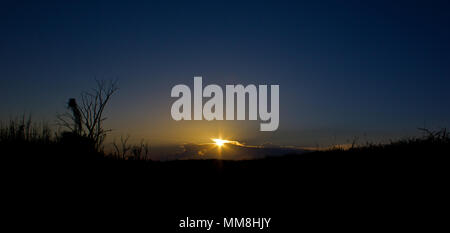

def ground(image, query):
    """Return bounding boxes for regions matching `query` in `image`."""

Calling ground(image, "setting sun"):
[212,138,231,147]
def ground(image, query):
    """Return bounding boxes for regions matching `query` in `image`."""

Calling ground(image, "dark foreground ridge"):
[2,129,449,232]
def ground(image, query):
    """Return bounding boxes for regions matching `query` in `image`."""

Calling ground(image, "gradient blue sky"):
[1,0,449,147]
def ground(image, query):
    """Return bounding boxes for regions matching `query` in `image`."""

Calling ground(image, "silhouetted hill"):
[2,125,448,232]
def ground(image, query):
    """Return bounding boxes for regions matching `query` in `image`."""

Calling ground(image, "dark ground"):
[1,134,448,232]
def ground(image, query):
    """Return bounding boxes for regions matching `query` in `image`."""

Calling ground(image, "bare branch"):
[56,79,118,151]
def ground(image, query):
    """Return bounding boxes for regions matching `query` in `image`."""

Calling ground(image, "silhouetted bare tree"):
[131,139,150,160]
[112,136,150,160]
[58,80,118,150]
[112,135,131,160]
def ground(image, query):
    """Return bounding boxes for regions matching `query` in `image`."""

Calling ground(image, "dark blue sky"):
[1,0,449,147]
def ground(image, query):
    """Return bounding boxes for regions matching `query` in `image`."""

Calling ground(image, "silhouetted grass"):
[0,116,103,163]
[0,115,52,145]
[318,128,450,160]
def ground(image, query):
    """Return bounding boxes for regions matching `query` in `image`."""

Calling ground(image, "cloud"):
[173,142,308,160]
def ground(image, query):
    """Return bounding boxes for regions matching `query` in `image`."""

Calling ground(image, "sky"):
[1,0,450,151]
